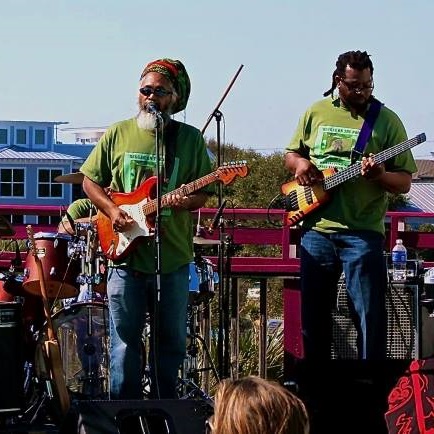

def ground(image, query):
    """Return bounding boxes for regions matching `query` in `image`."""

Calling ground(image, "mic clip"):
[208,199,227,234]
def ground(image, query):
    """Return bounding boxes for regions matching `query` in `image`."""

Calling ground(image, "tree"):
[206,141,289,209]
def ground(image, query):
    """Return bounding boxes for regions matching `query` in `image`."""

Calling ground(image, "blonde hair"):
[212,376,309,434]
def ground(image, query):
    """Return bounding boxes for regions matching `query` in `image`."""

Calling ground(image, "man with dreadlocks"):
[80,58,213,400]
[284,50,417,362]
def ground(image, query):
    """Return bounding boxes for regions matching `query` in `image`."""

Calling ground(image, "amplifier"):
[331,281,418,359]
[0,302,24,412]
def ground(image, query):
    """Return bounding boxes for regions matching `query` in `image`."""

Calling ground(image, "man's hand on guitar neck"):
[361,153,386,181]
[164,188,209,212]
[361,153,412,194]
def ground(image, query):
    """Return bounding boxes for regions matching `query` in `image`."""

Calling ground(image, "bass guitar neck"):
[281,133,426,226]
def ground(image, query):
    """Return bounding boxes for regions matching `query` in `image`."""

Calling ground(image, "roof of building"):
[408,182,434,213]
[0,120,69,125]
[413,159,434,180]
[0,146,82,161]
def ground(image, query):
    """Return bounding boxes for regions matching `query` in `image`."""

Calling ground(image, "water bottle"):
[391,239,407,281]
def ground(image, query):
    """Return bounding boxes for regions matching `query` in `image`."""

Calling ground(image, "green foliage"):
[418,223,434,232]
[236,324,284,381]
[387,192,411,210]
[206,277,285,386]
[0,239,26,251]
[414,223,434,261]
[207,141,288,209]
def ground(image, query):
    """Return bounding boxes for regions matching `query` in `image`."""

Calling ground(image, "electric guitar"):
[26,225,70,417]
[281,133,426,226]
[96,162,250,260]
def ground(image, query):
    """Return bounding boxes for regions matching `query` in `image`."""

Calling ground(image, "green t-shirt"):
[80,118,214,273]
[285,97,417,235]
[64,198,97,221]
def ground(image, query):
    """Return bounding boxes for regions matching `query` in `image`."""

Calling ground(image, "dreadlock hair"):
[323,50,374,97]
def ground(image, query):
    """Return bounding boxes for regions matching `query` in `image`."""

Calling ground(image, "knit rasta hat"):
[140,58,191,114]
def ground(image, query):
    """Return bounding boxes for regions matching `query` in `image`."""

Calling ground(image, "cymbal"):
[0,215,15,237]
[193,236,221,245]
[54,172,84,184]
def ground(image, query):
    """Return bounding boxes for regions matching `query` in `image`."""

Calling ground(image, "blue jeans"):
[106,265,189,399]
[300,229,387,360]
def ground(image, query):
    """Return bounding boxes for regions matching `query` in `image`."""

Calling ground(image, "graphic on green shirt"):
[123,152,160,193]
[313,125,359,171]
[124,151,179,217]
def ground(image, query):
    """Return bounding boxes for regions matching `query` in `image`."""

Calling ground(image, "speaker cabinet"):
[421,304,434,358]
[73,399,213,434]
[0,302,24,412]
[331,282,418,359]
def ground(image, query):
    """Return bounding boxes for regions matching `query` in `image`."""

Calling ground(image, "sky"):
[1,0,433,159]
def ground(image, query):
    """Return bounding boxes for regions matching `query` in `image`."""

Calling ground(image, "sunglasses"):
[139,86,173,97]
[340,79,374,94]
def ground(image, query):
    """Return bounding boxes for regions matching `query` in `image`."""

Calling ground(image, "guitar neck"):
[142,171,219,216]
[323,133,425,191]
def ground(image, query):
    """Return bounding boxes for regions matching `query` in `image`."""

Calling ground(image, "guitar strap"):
[350,97,383,164]
[164,119,180,184]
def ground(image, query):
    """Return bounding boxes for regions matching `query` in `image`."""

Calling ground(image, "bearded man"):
[80,58,213,400]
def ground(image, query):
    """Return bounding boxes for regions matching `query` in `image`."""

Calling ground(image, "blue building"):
[0,120,104,224]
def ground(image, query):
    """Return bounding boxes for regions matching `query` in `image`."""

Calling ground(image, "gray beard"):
[136,111,157,130]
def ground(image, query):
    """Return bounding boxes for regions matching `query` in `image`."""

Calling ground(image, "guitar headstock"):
[216,161,249,185]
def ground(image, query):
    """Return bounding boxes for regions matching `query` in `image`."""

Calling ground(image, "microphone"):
[208,199,227,234]
[147,102,162,116]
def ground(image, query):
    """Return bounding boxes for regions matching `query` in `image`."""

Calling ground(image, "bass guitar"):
[97,162,249,260]
[281,133,426,226]
[26,225,70,416]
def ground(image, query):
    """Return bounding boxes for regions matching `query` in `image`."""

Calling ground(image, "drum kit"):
[0,204,220,426]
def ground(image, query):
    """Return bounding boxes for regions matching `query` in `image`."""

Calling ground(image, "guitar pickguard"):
[113,202,154,257]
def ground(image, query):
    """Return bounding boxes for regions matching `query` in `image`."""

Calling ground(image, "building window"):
[16,129,27,145]
[38,169,63,198]
[10,214,24,224]
[0,168,25,197]
[35,129,46,145]
[0,129,7,145]
[38,215,61,225]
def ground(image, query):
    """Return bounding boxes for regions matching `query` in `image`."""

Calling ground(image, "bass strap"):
[350,97,383,164]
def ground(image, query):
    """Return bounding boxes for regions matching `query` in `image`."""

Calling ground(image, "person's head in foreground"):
[210,375,309,434]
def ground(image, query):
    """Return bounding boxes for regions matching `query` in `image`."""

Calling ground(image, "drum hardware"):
[67,222,107,297]
[35,301,110,401]
[0,231,107,429]
[178,303,219,401]
[188,254,218,306]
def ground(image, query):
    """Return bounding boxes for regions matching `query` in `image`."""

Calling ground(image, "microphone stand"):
[151,112,164,399]
[202,64,244,380]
